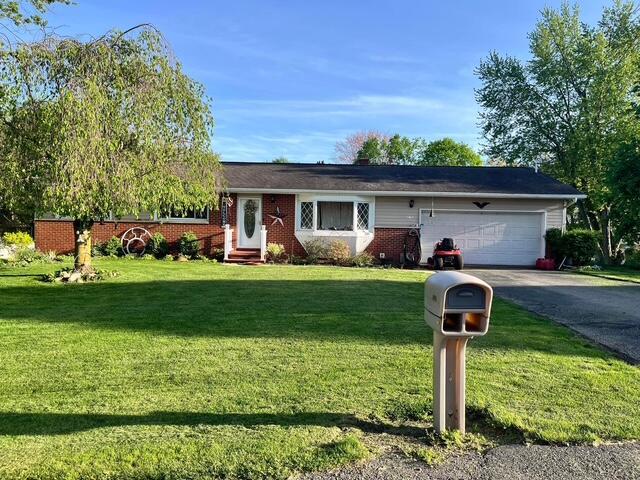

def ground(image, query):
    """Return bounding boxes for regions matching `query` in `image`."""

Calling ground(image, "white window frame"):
[295,194,375,234]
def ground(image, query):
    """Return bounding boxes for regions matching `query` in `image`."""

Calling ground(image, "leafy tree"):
[476,1,640,263]
[385,134,418,165]
[272,156,289,163]
[0,26,222,270]
[0,0,70,27]
[416,138,483,166]
[335,130,389,163]
[610,135,640,246]
[356,136,387,163]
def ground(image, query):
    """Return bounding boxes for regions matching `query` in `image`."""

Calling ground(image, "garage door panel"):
[420,211,543,266]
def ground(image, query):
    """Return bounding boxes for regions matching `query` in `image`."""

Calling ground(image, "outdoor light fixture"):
[409,199,415,208]
[270,194,276,203]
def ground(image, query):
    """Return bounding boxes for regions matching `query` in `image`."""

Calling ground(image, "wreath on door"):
[244,199,258,238]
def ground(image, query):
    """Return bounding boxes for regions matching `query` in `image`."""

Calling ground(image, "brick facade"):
[34,194,238,256]
[365,227,412,264]
[33,193,307,257]
[34,194,408,263]
[260,194,306,256]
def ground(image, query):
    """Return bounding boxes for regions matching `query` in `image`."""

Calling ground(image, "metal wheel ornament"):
[121,227,152,255]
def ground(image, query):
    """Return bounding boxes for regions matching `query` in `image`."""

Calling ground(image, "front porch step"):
[226,249,263,264]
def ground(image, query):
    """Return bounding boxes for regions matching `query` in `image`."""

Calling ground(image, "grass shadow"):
[0,411,427,438]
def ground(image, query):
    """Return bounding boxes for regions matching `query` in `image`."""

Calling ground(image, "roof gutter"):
[227,187,586,200]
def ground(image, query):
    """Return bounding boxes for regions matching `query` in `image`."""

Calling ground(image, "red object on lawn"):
[536,258,555,270]
[428,237,464,270]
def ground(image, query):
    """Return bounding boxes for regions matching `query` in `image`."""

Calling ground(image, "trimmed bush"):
[148,232,169,259]
[328,240,351,265]
[351,251,375,267]
[266,243,286,263]
[102,236,123,257]
[179,231,200,258]
[302,239,328,264]
[561,229,600,266]
[545,228,563,260]
[211,247,225,262]
[2,231,33,248]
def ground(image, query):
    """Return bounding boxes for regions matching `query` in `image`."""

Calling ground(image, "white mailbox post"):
[424,271,493,434]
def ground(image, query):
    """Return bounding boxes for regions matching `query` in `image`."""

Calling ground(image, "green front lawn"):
[578,266,640,284]
[1,259,639,479]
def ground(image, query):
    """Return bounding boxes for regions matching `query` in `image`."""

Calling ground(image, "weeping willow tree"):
[0,26,223,271]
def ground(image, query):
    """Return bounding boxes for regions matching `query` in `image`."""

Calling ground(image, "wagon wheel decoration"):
[121,227,152,255]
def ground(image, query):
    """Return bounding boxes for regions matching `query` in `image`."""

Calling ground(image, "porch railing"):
[260,225,267,261]
[223,224,233,261]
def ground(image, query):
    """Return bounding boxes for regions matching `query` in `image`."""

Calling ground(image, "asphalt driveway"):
[465,269,640,364]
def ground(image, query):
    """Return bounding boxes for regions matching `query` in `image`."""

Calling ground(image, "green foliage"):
[476,2,640,262]
[416,137,482,166]
[545,228,563,259]
[4,248,58,266]
[179,231,200,258]
[413,447,446,466]
[98,236,123,257]
[351,251,375,268]
[354,134,482,166]
[272,156,289,163]
[611,136,640,245]
[561,229,600,266]
[266,242,286,263]
[328,240,351,265]
[211,247,224,262]
[0,0,70,27]
[148,232,169,259]
[0,27,222,240]
[1,231,33,247]
[624,249,640,270]
[302,239,328,264]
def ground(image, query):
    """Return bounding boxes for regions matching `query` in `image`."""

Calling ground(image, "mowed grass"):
[578,266,640,284]
[0,259,639,479]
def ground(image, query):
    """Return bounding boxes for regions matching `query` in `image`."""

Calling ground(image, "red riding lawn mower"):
[427,237,464,270]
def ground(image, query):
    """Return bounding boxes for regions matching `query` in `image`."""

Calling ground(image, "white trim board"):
[228,188,585,200]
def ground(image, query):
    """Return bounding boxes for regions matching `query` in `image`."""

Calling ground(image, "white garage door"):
[419,210,544,266]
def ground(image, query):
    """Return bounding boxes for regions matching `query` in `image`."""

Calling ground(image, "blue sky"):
[43,1,610,163]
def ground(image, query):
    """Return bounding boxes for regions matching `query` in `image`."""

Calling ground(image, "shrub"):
[266,243,286,263]
[302,239,328,264]
[211,247,225,262]
[351,251,375,267]
[328,240,351,265]
[561,229,600,266]
[545,228,563,260]
[148,232,169,259]
[102,236,123,257]
[625,249,640,269]
[2,231,33,248]
[179,231,200,258]
[9,248,50,266]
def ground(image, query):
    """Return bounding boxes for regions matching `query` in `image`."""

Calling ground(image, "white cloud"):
[215,94,449,118]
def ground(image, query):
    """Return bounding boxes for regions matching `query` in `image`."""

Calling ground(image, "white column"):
[223,224,233,261]
[260,224,267,261]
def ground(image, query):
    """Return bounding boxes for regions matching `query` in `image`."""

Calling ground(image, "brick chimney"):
[357,158,370,166]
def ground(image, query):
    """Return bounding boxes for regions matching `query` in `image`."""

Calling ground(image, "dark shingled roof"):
[221,162,583,197]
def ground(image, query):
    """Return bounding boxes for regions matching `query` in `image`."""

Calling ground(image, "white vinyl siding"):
[375,197,566,230]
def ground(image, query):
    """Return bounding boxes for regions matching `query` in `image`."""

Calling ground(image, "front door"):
[237,196,262,248]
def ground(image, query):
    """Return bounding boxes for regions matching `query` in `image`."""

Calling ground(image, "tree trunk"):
[73,219,94,272]
[599,208,613,265]
[577,199,593,230]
